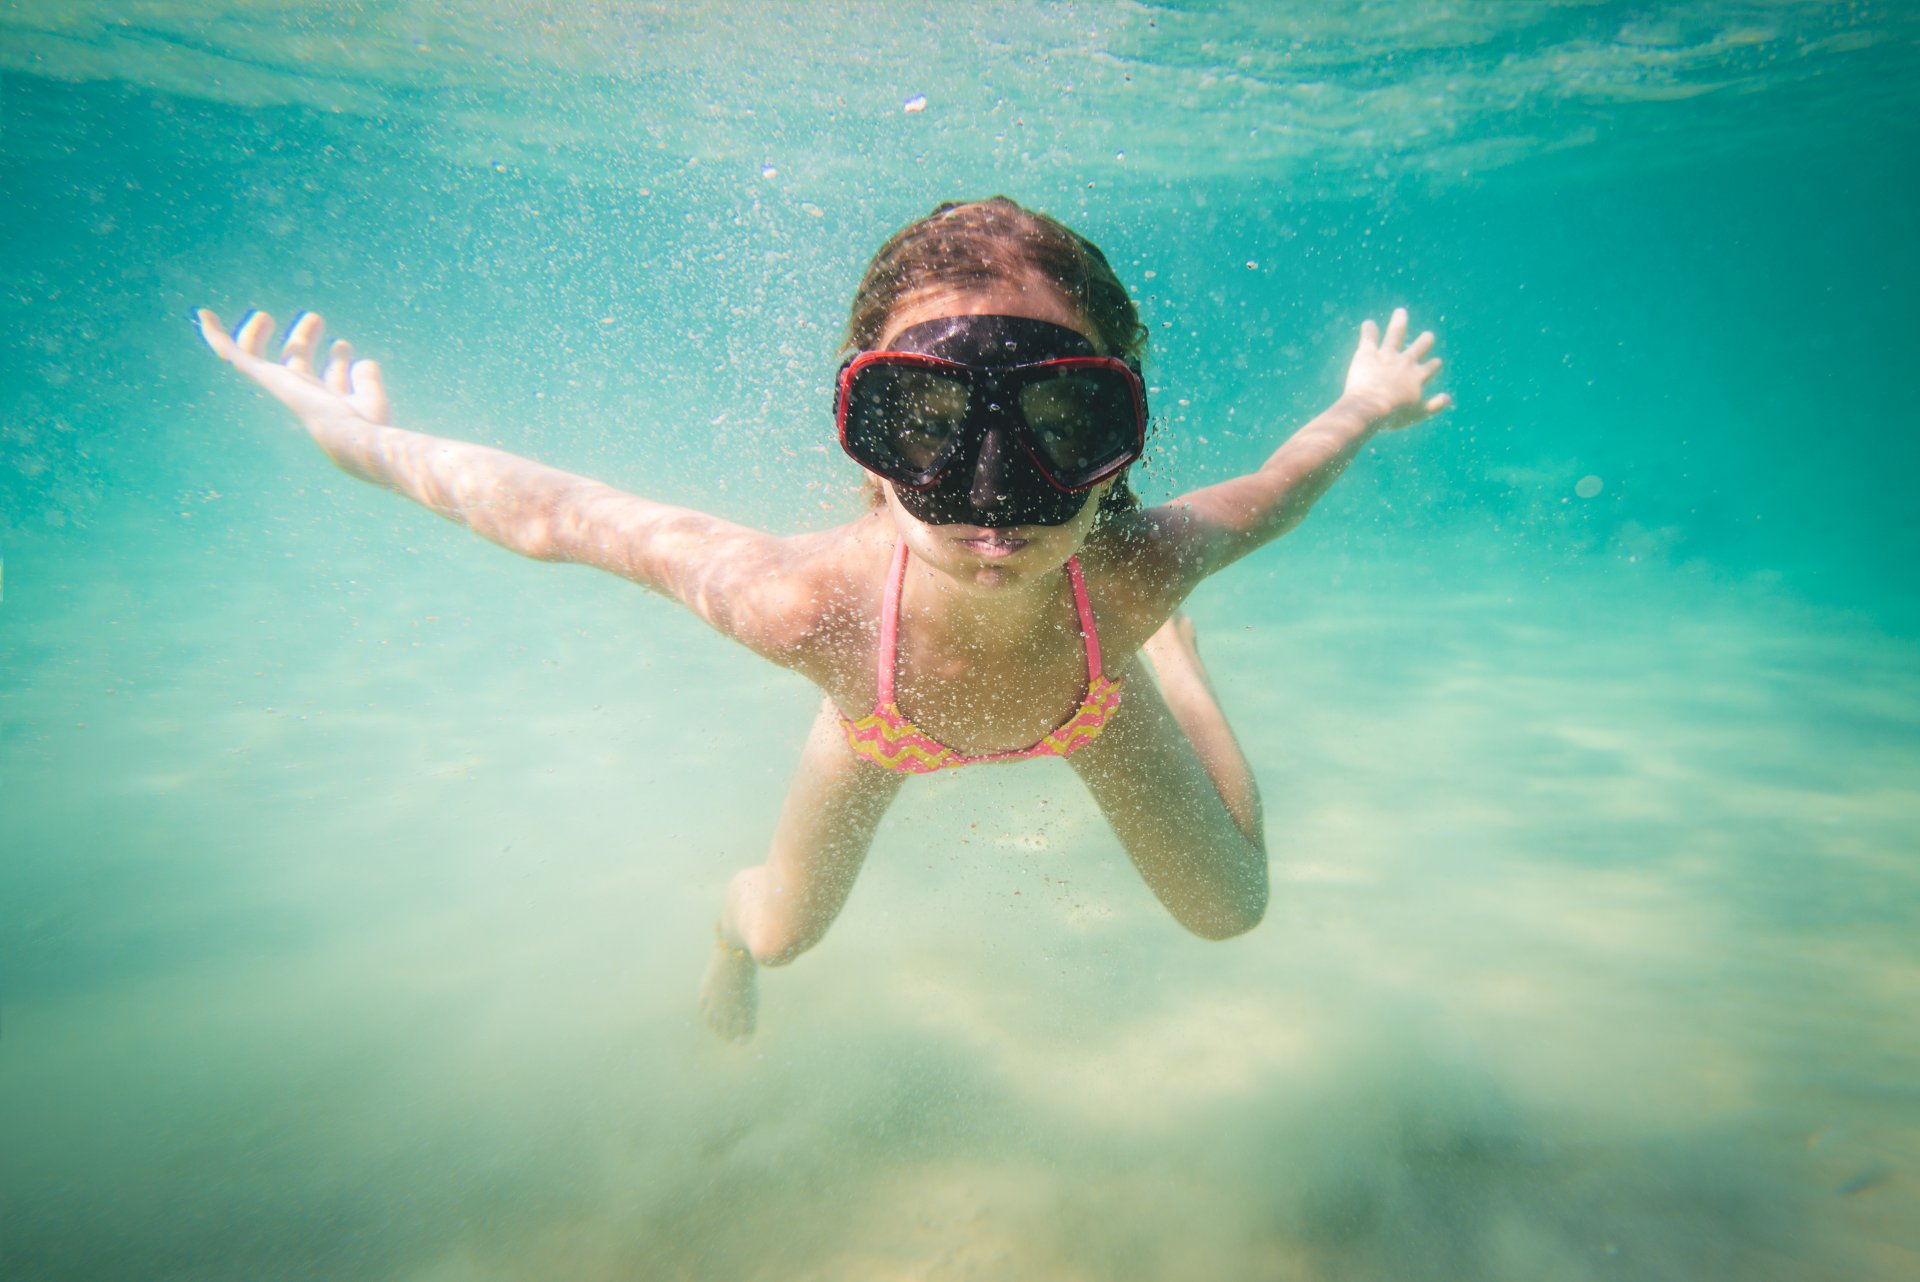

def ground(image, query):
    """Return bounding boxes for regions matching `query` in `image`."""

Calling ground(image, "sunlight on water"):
[3,3,1918,1279]
[1,1,1911,195]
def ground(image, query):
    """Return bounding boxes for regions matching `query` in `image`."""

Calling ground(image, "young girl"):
[195,197,1447,1040]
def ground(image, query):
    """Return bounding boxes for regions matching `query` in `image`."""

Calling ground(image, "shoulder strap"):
[876,540,910,703]
[1065,555,1103,679]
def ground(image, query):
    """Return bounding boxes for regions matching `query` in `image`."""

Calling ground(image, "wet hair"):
[844,197,1148,515]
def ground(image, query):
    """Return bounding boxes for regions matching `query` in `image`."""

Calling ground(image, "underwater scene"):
[3,3,1918,1278]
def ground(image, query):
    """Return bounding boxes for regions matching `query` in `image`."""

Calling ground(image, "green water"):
[3,4,1918,1279]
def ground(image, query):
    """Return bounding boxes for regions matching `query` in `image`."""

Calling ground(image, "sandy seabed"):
[3,541,1916,1281]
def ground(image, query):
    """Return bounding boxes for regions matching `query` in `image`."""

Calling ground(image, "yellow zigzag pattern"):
[844,675,1122,774]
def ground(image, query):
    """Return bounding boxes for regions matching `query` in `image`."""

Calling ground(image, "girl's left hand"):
[1341,308,1450,432]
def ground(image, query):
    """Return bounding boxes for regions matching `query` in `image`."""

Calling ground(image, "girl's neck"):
[900,553,1076,653]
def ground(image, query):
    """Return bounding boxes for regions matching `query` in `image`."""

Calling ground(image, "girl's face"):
[872,275,1120,587]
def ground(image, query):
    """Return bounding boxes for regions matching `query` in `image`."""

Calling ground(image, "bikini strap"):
[875,539,910,703]
[1065,555,1103,678]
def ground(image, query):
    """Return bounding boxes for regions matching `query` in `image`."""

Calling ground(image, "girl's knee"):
[1178,868,1269,941]
[727,868,832,967]
[1185,895,1267,941]
[742,925,816,968]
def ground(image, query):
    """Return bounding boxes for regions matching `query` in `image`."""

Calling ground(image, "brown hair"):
[844,197,1148,513]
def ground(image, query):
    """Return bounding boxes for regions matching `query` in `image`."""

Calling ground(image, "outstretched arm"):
[1142,307,1449,589]
[195,308,820,660]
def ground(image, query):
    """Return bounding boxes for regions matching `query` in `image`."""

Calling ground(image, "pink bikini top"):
[840,541,1123,774]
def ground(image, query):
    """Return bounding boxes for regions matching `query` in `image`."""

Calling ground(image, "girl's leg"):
[1140,613,1264,846]
[1068,648,1269,941]
[701,697,904,1040]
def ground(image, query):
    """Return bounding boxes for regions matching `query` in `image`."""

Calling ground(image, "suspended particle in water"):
[1575,475,1603,499]
[904,94,928,113]
[1246,260,1259,270]
[761,163,777,178]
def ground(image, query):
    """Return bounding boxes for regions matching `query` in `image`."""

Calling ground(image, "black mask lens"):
[1016,366,1140,487]
[843,364,969,483]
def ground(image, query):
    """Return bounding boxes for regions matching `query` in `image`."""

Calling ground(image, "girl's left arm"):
[1143,307,1449,588]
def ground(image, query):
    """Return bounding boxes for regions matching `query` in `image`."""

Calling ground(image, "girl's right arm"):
[195,309,828,663]
[1117,308,1448,615]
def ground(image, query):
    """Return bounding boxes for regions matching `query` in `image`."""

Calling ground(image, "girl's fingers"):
[1407,330,1435,360]
[194,308,239,360]
[280,311,326,376]
[1419,357,1443,379]
[1383,307,1409,349]
[349,358,391,424]
[324,340,354,394]
[1424,393,1452,415]
[1359,318,1380,349]
[236,310,276,358]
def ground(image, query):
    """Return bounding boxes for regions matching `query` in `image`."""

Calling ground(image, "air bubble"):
[904,94,928,113]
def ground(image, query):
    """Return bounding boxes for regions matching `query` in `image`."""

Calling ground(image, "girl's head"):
[841,198,1148,541]
[845,197,1146,362]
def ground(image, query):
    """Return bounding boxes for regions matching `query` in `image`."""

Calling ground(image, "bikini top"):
[840,541,1123,774]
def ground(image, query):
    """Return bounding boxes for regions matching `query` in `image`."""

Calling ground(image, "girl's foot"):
[700,936,757,1041]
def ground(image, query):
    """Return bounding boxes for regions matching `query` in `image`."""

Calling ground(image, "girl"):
[195,197,1448,1040]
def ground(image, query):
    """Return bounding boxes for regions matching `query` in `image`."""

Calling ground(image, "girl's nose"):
[968,418,1016,511]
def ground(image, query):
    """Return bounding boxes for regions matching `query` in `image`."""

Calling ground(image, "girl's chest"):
[864,626,1097,756]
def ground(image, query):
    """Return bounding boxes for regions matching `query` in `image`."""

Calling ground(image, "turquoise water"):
[4,3,1918,1278]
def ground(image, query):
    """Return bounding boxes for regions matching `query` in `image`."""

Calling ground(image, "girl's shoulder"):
[1077,508,1199,644]
[747,513,893,676]
[1081,507,1183,586]
[782,509,894,578]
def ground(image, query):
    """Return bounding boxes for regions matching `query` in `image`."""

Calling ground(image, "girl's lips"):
[954,533,1029,559]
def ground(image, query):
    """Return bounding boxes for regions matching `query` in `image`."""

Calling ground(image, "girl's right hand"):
[193,309,392,433]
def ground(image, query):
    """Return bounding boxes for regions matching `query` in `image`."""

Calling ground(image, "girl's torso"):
[837,540,1122,771]
[793,512,1178,762]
